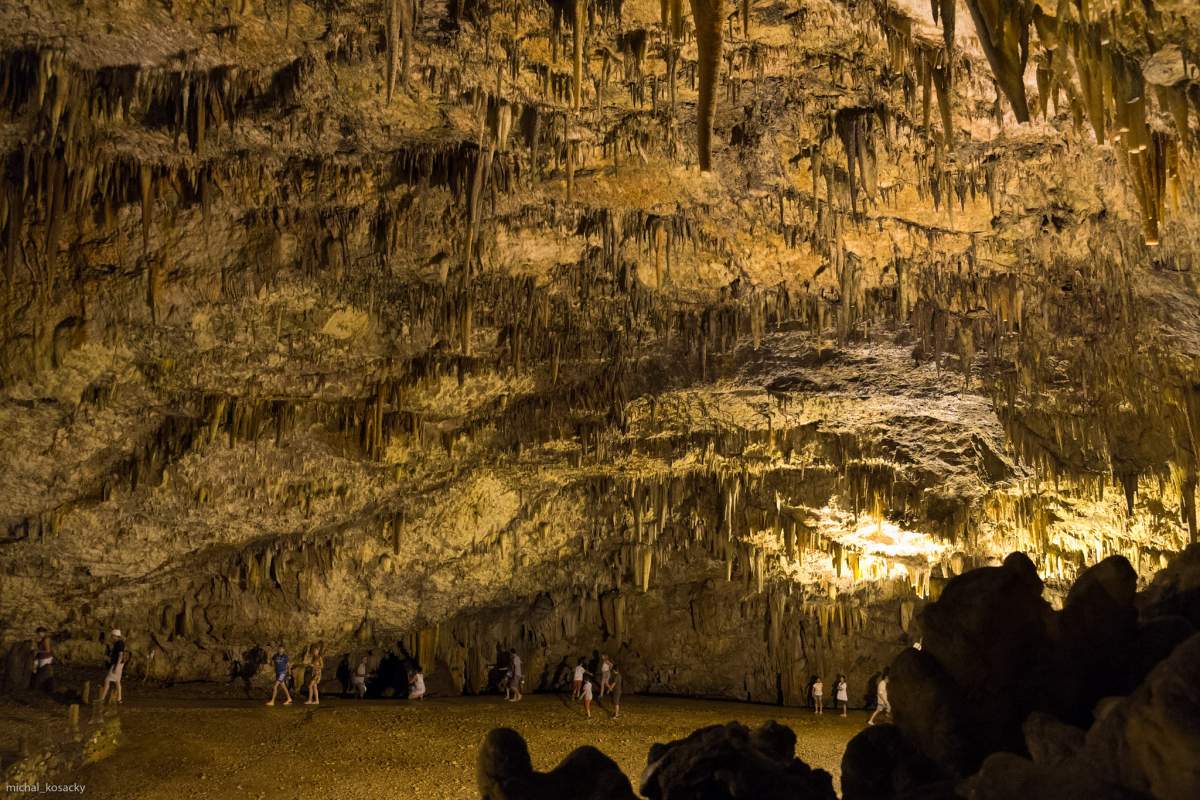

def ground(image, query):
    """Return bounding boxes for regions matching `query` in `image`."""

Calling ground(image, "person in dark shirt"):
[608,668,623,719]
[266,646,293,706]
[32,627,55,693]
[98,629,127,705]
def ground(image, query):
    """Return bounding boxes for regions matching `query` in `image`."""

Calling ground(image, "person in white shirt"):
[836,674,849,717]
[506,649,523,702]
[599,655,612,697]
[581,678,594,719]
[868,668,891,725]
[813,677,824,714]
[572,659,587,699]
[352,655,369,699]
[409,669,426,700]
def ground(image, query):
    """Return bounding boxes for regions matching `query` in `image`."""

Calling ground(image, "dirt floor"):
[67,690,865,799]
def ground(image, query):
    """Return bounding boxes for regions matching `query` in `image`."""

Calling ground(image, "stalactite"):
[572,0,587,111]
[963,0,1032,122]
[690,0,725,171]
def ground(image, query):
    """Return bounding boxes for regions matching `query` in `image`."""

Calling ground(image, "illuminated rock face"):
[0,0,1198,691]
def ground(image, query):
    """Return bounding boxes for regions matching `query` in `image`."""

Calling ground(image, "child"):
[599,655,612,698]
[409,668,426,700]
[868,669,890,725]
[572,659,587,699]
[836,674,849,717]
[266,646,293,706]
[813,676,824,715]
[581,677,594,719]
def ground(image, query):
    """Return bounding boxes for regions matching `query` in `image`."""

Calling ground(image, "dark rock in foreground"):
[477,726,637,800]
[639,720,837,800]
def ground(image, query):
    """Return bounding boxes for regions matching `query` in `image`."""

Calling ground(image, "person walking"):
[352,654,369,699]
[32,627,55,693]
[598,655,612,698]
[507,648,523,702]
[836,674,849,717]
[572,658,588,699]
[868,668,890,725]
[305,646,323,705]
[581,676,594,719]
[98,629,127,705]
[813,676,824,715]
[267,645,293,706]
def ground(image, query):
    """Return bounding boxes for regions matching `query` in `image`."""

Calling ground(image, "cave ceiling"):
[1,0,1199,655]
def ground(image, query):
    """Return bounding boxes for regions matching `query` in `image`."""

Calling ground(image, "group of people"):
[265,644,426,706]
[24,624,891,728]
[571,654,622,719]
[27,626,127,705]
[809,673,850,717]
[808,669,891,724]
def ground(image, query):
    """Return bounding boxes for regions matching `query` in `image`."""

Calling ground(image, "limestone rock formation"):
[0,0,1198,711]
[842,550,1200,800]
[639,720,836,800]
[478,726,638,800]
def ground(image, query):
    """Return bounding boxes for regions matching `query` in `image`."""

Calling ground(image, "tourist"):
[507,648,523,702]
[352,654,369,699]
[608,668,623,719]
[813,675,824,714]
[266,645,293,706]
[409,667,426,700]
[305,645,323,705]
[581,676,594,719]
[836,674,849,717]
[336,654,352,697]
[98,629,127,705]
[32,627,55,693]
[572,658,588,699]
[868,668,890,725]
[599,654,612,697]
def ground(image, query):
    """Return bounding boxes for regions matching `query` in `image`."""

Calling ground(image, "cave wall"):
[1,0,1199,692]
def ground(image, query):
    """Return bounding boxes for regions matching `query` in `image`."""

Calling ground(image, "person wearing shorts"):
[572,659,587,699]
[608,668,623,719]
[836,674,849,717]
[581,678,594,719]
[267,646,292,706]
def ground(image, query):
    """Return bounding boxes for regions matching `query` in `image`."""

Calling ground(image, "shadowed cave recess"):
[1,0,1199,796]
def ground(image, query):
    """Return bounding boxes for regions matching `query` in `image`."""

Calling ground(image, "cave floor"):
[71,692,864,799]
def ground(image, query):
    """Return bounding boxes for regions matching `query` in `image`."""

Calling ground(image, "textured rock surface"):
[639,720,837,800]
[843,552,1200,800]
[0,0,1198,699]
